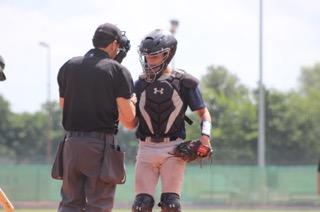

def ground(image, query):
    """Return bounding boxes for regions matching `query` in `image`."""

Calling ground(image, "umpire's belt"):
[66,131,109,141]
[142,136,179,143]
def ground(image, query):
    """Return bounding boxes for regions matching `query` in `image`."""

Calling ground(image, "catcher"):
[132,29,213,212]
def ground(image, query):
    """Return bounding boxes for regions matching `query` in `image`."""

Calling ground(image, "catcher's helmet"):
[138,29,177,82]
[0,55,6,81]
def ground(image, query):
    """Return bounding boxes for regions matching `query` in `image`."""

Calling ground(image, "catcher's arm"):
[0,188,14,212]
[117,95,138,130]
[194,107,212,156]
[59,97,64,108]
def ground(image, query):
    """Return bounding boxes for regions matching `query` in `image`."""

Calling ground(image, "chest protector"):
[135,70,197,139]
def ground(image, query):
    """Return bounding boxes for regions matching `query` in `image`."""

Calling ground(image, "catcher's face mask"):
[139,48,170,83]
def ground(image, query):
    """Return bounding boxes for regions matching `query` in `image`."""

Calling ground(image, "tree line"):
[0,63,319,165]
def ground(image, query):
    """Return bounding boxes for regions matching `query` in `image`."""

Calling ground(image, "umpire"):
[57,23,137,212]
[0,55,6,81]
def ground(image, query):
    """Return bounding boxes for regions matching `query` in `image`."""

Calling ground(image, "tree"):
[299,63,320,94]
[43,101,65,162]
[265,89,320,164]
[265,63,320,164]
[0,99,64,164]
[0,95,15,162]
[191,65,258,164]
[8,111,47,163]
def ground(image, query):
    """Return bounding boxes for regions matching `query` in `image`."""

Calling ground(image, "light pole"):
[258,0,266,167]
[39,41,52,163]
[169,19,179,69]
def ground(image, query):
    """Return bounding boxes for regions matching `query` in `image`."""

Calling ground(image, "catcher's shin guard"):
[132,193,155,212]
[158,193,181,212]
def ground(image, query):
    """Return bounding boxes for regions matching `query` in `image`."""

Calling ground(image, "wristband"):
[201,120,211,138]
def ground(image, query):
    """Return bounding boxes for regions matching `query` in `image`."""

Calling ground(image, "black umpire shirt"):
[58,48,133,134]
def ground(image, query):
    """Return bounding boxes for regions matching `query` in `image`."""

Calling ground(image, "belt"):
[142,136,179,143]
[66,131,110,141]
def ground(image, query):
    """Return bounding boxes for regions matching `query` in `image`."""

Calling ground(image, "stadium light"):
[169,19,179,69]
[258,0,266,167]
[39,41,52,163]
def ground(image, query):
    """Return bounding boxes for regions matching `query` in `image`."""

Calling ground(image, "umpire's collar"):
[85,48,110,59]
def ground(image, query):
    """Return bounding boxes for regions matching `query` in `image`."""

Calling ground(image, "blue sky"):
[0,0,319,113]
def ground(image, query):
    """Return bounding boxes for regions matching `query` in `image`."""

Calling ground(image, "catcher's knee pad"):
[132,193,155,212]
[158,193,181,212]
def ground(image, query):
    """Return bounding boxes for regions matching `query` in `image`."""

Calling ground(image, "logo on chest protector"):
[153,87,164,95]
[139,80,184,135]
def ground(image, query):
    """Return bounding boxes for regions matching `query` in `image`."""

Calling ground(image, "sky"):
[0,0,319,113]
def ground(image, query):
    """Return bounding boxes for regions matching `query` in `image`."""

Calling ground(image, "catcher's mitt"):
[170,140,213,162]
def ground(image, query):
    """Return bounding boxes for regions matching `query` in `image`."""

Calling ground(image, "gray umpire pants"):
[58,134,115,212]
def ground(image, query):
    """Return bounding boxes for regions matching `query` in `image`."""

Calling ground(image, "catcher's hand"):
[170,140,213,162]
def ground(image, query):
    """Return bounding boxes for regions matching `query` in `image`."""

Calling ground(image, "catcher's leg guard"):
[158,193,181,212]
[132,193,155,212]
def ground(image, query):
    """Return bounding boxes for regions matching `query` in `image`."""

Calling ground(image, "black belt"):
[66,131,110,141]
[141,136,179,143]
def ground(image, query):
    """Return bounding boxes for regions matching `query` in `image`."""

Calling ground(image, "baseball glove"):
[170,140,213,162]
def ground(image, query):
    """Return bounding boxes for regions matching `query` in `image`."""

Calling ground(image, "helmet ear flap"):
[166,43,177,66]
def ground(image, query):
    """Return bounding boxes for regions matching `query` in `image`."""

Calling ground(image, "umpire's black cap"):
[0,55,6,81]
[92,23,122,48]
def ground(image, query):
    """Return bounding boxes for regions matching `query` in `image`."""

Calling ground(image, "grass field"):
[2,210,319,212]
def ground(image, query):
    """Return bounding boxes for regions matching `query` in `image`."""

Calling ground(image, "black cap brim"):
[0,71,6,81]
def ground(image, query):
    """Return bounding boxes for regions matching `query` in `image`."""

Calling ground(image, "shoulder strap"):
[166,69,185,92]
[134,79,149,97]
[168,69,194,125]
